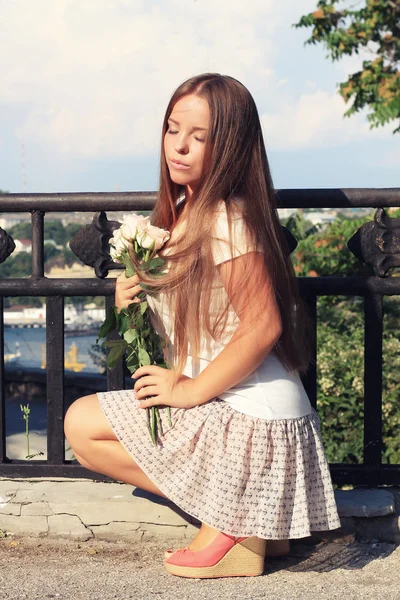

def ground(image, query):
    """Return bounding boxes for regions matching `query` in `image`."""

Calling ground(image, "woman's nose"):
[174,135,189,154]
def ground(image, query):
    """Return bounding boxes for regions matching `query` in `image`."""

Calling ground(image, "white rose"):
[137,224,170,250]
[120,213,150,241]
[109,227,128,261]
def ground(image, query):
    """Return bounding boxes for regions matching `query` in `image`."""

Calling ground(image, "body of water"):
[4,326,102,373]
[4,326,107,459]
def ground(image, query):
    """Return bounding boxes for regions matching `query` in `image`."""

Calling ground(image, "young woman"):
[64,73,341,579]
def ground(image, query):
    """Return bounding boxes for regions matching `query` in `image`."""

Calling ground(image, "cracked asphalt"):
[1,536,400,600]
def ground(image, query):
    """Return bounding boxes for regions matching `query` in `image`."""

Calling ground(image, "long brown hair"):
[136,73,311,376]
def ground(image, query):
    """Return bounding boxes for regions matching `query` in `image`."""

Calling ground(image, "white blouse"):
[146,200,312,420]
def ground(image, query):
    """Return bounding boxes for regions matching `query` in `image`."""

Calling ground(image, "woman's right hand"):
[115,271,143,312]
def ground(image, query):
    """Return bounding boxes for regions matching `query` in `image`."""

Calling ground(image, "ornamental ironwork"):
[69,211,120,278]
[0,227,15,264]
[348,208,400,277]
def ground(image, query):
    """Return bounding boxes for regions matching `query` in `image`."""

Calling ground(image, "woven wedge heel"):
[164,534,266,579]
[165,538,289,561]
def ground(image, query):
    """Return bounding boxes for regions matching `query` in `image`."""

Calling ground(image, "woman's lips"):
[170,159,190,170]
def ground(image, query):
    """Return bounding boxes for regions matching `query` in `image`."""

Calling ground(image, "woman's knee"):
[64,394,96,446]
[64,393,117,449]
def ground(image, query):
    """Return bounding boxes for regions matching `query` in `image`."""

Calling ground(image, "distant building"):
[278,208,297,220]
[305,211,338,227]
[13,239,32,254]
[3,302,103,326]
[0,214,31,230]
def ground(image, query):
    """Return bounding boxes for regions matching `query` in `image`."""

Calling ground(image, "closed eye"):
[167,129,178,134]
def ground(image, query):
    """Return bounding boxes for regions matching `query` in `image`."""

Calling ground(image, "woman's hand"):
[115,271,142,312]
[133,366,199,410]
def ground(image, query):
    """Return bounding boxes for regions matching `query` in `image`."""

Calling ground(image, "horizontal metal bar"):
[0,276,399,297]
[330,464,400,486]
[0,192,157,212]
[1,461,399,484]
[298,276,400,295]
[275,188,400,209]
[0,461,114,480]
[0,188,399,211]
[0,278,115,295]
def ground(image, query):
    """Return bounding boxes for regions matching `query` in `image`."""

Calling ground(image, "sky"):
[0,0,398,195]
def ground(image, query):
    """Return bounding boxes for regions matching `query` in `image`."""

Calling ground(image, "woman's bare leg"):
[65,394,290,555]
[266,540,290,557]
[64,394,168,498]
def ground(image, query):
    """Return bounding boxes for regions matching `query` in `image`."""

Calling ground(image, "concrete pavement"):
[1,535,399,600]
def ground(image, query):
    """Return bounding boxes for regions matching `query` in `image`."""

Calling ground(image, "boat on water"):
[4,342,22,363]
[41,344,87,372]
[4,350,22,363]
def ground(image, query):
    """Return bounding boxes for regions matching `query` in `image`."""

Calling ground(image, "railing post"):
[363,293,383,468]
[0,297,6,463]
[31,210,45,278]
[46,296,65,464]
[105,296,125,391]
[301,292,317,409]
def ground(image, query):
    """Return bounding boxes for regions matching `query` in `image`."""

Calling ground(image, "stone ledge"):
[335,489,395,517]
[1,478,399,544]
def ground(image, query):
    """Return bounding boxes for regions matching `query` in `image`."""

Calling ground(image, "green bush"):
[288,209,400,465]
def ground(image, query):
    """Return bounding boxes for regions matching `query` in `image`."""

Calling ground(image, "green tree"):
[281,212,318,241]
[44,221,66,245]
[9,222,31,240]
[295,0,400,133]
[44,243,59,262]
[0,252,31,278]
[291,213,374,278]
[289,210,400,465]
[8,220,81,245]
[62,246,79,267]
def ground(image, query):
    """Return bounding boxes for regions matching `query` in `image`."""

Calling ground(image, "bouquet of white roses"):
[97,213,171,446]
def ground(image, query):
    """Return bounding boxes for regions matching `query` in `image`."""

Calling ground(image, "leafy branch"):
[294,0,400,132]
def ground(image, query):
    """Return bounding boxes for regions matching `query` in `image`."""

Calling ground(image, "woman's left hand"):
[132,365,198,410]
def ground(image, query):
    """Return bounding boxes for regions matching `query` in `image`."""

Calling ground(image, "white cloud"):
[261,89,393,150]
[0,0,395,163]
[1,0,277,158]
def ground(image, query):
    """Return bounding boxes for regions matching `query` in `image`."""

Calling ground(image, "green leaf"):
[138,347,151,366]
[125,354,139,373]
[123,328,138,343]
[139,300,148,315]
[96,308,116,341]
[117,312,134,336]
[103,339,128,349]
[107,342,128,369]
[149,257,165,271]
[135,313,144,329]
[125,264,136,278]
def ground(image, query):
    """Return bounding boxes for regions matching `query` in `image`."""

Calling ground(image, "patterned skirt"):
[97,390,341,540]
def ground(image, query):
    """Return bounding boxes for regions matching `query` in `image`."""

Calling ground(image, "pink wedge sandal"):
[164,532,266,578]
[165,538,290,561]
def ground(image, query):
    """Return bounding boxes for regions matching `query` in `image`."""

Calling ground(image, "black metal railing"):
[0,189,399,485]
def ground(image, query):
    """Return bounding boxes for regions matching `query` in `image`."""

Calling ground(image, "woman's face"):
[164,94,210,198]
